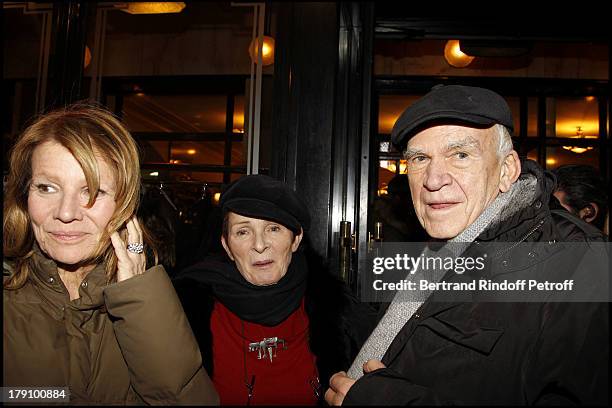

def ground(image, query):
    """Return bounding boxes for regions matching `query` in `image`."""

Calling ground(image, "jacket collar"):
[29,244,108,313]
[477,159,554,242]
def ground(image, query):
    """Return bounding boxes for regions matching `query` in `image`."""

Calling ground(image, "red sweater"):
[210,299,320,405]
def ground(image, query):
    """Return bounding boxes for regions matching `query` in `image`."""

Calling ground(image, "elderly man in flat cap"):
[325,85,609,405]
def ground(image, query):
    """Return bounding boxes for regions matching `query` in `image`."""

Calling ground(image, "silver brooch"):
[248,337,287,362]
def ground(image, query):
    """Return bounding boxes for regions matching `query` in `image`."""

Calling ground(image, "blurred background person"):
[552,164,608,233]
[3,104,218,405]
[137,183,180,277]
[373,174,429,242]
[173,174,376,405]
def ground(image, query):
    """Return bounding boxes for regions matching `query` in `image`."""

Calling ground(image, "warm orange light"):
[213,193,221,204]
[585,96,595,102]
[562,146,593,154]
[556,121,598,138]
[444,40,475,68]
[117,2,186,14]
[379,115,400,135]
[561,125,596,153]
[399,161,407,174]
[249,36,275,66]
[233,111,244,132]
[187,149,196,155]
[546,158,557,165]
[377,188,389,197]
[379,160,408,174]
[84,45,92,69]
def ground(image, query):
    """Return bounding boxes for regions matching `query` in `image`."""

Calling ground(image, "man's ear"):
[291,228,304,252]
[499,150,521,193]
[578,203,599,223]
[221,235,235,261]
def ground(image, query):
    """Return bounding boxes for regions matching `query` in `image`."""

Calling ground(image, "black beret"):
[391,85,514,150]
[220,174,310,233]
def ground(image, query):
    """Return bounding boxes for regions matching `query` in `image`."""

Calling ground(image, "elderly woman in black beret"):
[173,175,375,405]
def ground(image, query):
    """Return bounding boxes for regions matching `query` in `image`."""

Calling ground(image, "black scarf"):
[175,251,308,326]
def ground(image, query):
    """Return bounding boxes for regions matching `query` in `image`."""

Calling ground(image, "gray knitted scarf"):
[347,176,537,379]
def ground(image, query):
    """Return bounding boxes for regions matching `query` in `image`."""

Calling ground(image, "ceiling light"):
[562,126,595,154]
[444,40,475,68]
[562,146,592,154]
[116,2,186,15]
[249,36,275,66]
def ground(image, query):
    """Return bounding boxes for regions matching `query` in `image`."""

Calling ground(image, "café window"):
[103,76,249,193]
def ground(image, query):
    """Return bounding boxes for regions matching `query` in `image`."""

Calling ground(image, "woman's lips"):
[50,232,87,242]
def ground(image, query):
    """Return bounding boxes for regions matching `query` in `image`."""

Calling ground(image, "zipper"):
[242,321,255,405]
[245,375,255,406]
[489,219,545,260]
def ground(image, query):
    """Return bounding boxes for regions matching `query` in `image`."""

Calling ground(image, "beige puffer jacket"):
[3,250,219,405]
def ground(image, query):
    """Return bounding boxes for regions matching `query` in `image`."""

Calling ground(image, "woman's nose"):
[54,191,84,223]
[252,231,269,253]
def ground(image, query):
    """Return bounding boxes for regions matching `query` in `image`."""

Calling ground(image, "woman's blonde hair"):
[4,102,151,289]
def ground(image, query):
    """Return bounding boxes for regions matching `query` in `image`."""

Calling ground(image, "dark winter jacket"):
[344,160,609,405]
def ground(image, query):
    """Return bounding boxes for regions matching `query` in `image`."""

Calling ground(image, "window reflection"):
[170,141,226,165]
[527,97,538,137]
[547,96,599,139]
[231,140,246,165]
[123,94,228,133]
[505,97,520,137]
[378,163,396,196]
[233,95,245,133]
[545,146,599,170]
[141,140,170,163]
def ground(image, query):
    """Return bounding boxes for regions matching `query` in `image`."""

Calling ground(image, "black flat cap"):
[220,174,310,233]
[391,85,514,150]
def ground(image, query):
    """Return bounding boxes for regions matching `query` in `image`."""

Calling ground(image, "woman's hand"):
[110,216,146,282]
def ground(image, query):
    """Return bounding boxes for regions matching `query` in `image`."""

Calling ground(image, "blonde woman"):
[3,104,219,405]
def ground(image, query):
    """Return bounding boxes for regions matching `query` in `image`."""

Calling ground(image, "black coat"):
[345,161,609,405]
[173,249,378,397]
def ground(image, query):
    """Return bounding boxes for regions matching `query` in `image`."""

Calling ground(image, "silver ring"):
[127,242,144,254]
